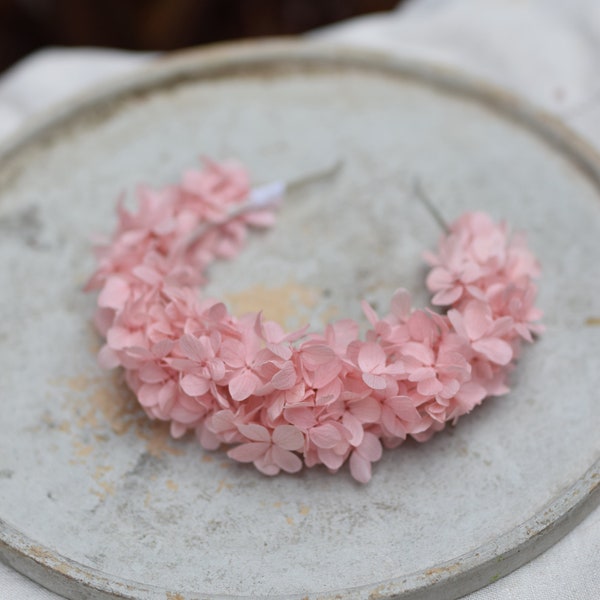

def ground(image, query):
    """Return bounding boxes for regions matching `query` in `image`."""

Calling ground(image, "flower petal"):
[310,423,342,449]
[455,382,487,410]
[138,362,168,384]
[98,345,120,369]
[138,383,160,408]
[387,396,420,422]
[317,447,347,470]
[426,267,454,291]
[283,406,316,430]
[273,425,304,451]
[472,338,513,365]
[237,423,270,443]
[219,339,246,368]
[271,446,303,473]
[360,300,380,327]
[448,309,468,339]
[98,276,130,310]
[312,359,342,388]
[349,451,372,483]
[180,374,210,396]
[432,286,463,306]
[342,412,364,447]
[401,342,434,366]
[349,397,381,423]
[301,344,336,369]
[463,301,491,340]
[229,370,261,401]
[362,372,387,390]
[390,288,412,320]
[152,339,174,358]
[170,421,188,438]
[228,442,269,463]
[271,362,297,390]
[408,366,436,383]
[315,378,342,405]
[416,377,444,397]
[358,342,386,373]
[179,334,209,362]
[196,423,220,450]
[358,432,383,462]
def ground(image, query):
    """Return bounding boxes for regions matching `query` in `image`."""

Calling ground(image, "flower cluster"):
[86,160,543,483]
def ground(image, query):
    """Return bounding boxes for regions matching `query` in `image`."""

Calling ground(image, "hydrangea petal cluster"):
[86,160,543,483]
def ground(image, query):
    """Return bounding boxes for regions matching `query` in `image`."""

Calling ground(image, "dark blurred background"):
[0,0,401,74]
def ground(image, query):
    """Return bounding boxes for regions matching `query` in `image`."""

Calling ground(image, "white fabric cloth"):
[1,1,599,598]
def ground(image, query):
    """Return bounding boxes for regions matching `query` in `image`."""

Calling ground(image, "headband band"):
[86,159,542,483]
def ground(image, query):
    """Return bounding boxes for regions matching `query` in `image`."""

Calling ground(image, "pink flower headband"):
[86,159,543,483]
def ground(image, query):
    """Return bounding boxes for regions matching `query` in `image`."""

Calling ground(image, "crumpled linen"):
[1,1,599,598]
[314,0,600,148]
[0,47,151,140]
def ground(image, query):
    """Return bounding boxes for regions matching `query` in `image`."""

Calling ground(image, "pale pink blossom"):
[87,159,543,484]
[448,300,514,365]
[347,341,405,391]
[349,432,383,484]
[227,423,304,475]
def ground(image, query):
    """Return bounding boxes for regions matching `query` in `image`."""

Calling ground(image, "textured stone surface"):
[0,42,598,599]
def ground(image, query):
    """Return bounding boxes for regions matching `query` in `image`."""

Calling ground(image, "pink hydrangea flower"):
[86,159,543,483]
[227,424,305,475]
[448,300,513,365]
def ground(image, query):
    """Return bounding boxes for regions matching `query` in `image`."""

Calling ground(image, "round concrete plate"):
[0,41,599,600]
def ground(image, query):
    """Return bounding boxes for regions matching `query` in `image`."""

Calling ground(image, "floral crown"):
[86,159,542,483]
